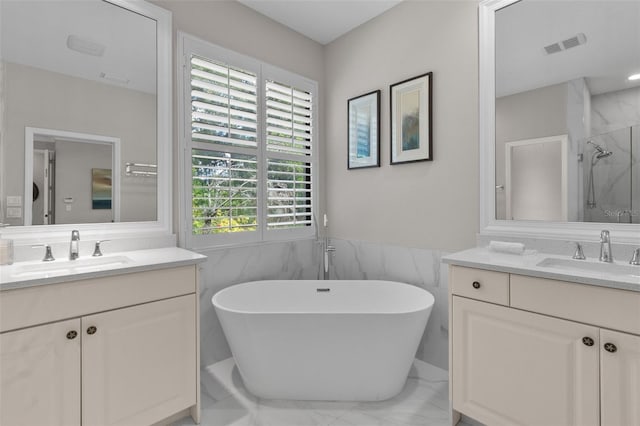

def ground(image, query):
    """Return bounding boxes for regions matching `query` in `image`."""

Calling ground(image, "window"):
[179,34,317,248]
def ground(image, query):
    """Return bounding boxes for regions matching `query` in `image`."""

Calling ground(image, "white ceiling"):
[496,0,640,97]
[0,0,156,94]
[238,0,402,45]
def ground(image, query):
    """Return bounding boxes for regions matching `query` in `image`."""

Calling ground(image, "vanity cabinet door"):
[600,329,640,426]
[81,294,197,426]
[452,296,599,426]
[0,318,81,426]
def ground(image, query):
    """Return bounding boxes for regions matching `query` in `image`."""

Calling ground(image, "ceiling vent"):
[66,35,105,57]
[544,43,563,55]
[544,33,587,55]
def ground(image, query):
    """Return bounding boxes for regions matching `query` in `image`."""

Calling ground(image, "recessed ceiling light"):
[628,73,640,81]
[66,35,105,57]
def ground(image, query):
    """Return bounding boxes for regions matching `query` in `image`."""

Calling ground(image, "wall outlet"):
[6,196,22,207]
[6,207,22,218]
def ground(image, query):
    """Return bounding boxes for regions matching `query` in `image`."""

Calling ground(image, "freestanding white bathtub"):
[212,280,434,401]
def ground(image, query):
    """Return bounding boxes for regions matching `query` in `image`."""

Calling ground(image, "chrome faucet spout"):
[599,230,613,263]
[70,230,80,260]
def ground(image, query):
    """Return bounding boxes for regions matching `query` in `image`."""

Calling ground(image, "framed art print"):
[348,90,380,169]
[390,72,432,164]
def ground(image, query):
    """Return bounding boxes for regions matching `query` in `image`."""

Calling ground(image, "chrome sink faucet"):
[599,230,613,263]
[70,230,80,260]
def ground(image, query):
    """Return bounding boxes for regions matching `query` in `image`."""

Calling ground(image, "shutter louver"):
[266,81,312,156]
[267,159,312,229]
[191,56,258,149]
[265,79,313,231]
[191,149,258,234]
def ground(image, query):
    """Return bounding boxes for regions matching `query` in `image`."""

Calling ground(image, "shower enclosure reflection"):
[584,126,639,224]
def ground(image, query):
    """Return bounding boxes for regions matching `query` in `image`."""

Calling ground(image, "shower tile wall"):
[567,78,589,221]
[329,239,450,371]
[584,127,633,223]
[587,87,640,223]
[197,239,322,368]
[633,125,640,223]
[591,86,640,136]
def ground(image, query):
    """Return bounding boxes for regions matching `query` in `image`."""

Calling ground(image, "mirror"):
[494,0,640,224]
[0,0,167,228]
[479,0,640,243]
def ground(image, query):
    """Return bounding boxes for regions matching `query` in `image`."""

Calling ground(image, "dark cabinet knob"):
[87,326,97,335]
[604,343,617,353]
[582,337,594,347]
[472,281,481,289]
[66,330,78,340]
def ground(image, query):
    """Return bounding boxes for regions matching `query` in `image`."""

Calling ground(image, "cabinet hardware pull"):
[472,281,481,289]
[87,326,97,335]
[604,342,617,353]
[66,330,78,340]
[582,337,594,346]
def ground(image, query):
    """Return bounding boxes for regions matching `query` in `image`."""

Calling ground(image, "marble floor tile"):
[173,358,454,426]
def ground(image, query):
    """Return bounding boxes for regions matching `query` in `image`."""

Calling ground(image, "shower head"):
[587,140,613,160]
[596,150,613,159]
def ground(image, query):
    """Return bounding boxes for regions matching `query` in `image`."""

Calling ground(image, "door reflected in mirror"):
[494,0,640,224]
[27,128,122,225]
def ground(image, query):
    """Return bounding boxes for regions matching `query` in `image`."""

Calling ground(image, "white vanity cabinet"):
[0,265,200,426]
[0,318,82,426]
[449,265,640,426]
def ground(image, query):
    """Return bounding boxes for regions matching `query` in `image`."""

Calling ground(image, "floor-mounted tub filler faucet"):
[69,230,80,260]
[599,230,613,263]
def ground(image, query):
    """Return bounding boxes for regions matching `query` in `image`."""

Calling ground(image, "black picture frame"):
[390,72,433,165]
[347,90,381,169]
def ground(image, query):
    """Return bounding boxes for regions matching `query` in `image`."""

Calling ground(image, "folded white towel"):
[489,240,525,255]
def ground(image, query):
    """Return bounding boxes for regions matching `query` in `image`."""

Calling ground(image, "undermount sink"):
[536,257,640,277]
[11,255,132,278]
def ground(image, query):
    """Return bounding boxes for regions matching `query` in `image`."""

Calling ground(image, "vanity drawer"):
[510,274,640,335]
[450,266,509,305]
[0,266,196,333]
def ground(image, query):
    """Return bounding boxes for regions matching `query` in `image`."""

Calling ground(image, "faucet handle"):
[572,242,586,260]
[630,248,640,266]
[32,244,55,262]
[600,229,610,242]
[71,230,80,241]
[92,240,110,257]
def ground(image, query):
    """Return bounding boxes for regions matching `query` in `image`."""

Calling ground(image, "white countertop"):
[443,247,640,292]
[0,247,207,291]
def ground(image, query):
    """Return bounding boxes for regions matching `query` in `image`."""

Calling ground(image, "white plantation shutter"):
[267,159,312,229]
[266,81,313,156]
[264,78,314,231]
[189,54,260,241]
[191,150,258,234]
[180,36,316,248]
[191,56,258,148]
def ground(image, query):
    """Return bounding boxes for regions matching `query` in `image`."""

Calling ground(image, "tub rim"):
[212,279,435,315]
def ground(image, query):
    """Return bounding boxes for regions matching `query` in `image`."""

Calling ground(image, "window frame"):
[177,33,318,249]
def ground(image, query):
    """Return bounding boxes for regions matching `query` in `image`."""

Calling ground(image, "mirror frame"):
[479,0,640,244]
[1,0,172,243]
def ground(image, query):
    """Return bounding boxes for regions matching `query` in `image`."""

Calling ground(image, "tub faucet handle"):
[630,248,640,266]
[572,242,586,260]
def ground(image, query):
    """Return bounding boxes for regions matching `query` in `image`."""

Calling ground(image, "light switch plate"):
[6,207,22,218]
[6,196,22,207]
